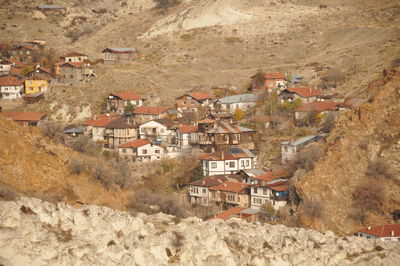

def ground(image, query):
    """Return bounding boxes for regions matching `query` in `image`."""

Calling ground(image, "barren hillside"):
[1,0,399,120]
[297,67,400,235]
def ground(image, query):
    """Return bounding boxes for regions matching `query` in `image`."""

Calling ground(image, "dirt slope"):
[0,116,128,209]
[297,67,400,235]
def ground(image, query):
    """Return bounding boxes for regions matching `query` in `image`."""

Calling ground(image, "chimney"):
[367,226,371,230]
[309,87,312,94]
[221,152,224,160]
[391,231,395,236]
[224,183,227,188]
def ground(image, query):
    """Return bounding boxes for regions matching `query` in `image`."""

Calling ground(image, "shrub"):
[68,158,86,175]
[320,112,336,133]
[233,108,245,121]
[353,178,385,214]
[40,121,65,144]
[154,0,180,9]
[321,67,345,84]
[366,158,395,181]
[0,183,18,201]
[294,144,325,171]
[66,135,100,156]
[302,198,323,219]
[65,30,81,42]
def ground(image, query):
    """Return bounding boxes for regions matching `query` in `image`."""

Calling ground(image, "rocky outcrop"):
[1,197,399,265]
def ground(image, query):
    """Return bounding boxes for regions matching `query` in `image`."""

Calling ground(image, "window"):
[29,87,33,91]
[246,160,250,166]
[211,162,217,169]
[263,188,267,195]
[284,147,288,152]
[241,160,245,167]
[140,128,145,133]
[161,128,165,133]
[202,189,206,194]
[183,101,186,104]
[227,194,236,202]
[191,101,195,104]
[142,149,147,154]
[253,188,257,194]
[253,197,262,204]
[155,150,160,154]
[229,161,235,168]
[122,149,126,153]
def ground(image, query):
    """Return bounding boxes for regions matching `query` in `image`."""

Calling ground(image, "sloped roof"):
[119,139,150,148]
[3,112,45,122]
[264,73,286,79]
[178,92,214,101]
[212,207,245,220]
[153,118,176,128]
[210,181,249,193]
[201,148,255,161]
[281,135,319,146]
[59,62,91,69]
[178,125,198,134]
[4,59,27,68]
[198,118,215,124]
[218,94,258,104]
[133,106,168,115]
[294,101,339,113]
[255,169,289,182]
[189,174,241,187]
[206,122,254,134]
[0,76,23,86]
[105,118,136,129]
[111,91,142,101]
[60,51,87,58]
[83,114,117,127]
[358,224,400,237]
[64,126,84,134]
[102,47,136,53]
[286,87,324,98]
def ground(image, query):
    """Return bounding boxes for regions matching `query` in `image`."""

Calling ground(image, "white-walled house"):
[139,118,176,143]
[188,174,241,206]
[201,148,256,176]
[250,179,289,210]
[106,91,143,114]
[118,139,164,162]
[357,224,400,241]
[0,60,11,76]
[60,51,88,63]
[0,76,23,100]
[214,94,258,113]
[281,135,320,163]
[176,125,198,148]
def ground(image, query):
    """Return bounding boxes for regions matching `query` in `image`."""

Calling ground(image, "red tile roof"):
[83,113,118,127]
[294,101,339,113]
[212,207,245,220]
[201,149,255,161]
[119,139,150,148]
[287,87,324,98]
[60,51,87,58]
[0,76,23,86]
[6,59,27,68]
[133,106,167,115]
[190,92,214,101]
[210,181,249,193]
[189,174,241,187]
[264,73,286,79]
[112,91,142,101]
[268,183,289,192]
[178,125,198,134]
[358,224,400,238]
[2,112,45,122]
[198,118,215,124]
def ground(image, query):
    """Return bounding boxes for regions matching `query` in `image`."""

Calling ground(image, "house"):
[214,94,258,113]
[139,118,176,143]
[236,169,288,185]
[188,174,241,206]
[293,101,339,124]
[0,59,11,76]
[251,72,287,91]
[102,48,137,63]
[27,66,54,79]
[176,92,215,115]
[24,75,50,94]
[23,91,45,104]
[9,44,37,63]
[201,148,257,176]
[0,76,24,100]
[2,111,45,126]
[104,118,138,149]
[210,181,249,209]
[210,207,259,222]
[281,135,320,163]
[357,224,400,241]
[250,179,289,210]
[279,87,324,104]
[64,124,84,138]
[118,139,164,162]
[58,62,94,84]
[132,106,168,123]
[176,125,198,148]
[106,91,143,114]
[83,114,118,142]
[197,120,256,152]
[60,51,88,63]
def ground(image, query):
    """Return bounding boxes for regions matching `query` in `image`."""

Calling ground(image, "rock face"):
[0,198,399,265]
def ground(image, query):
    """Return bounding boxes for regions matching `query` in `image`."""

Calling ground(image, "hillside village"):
[0,1,400,245]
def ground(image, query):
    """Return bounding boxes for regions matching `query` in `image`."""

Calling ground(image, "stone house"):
[201,148,257,176]
[279,87,324,104]
[106,91,143,114]
[118,139,164,162]
[210,181,249,209]
[104,118,138,149]
[0,75,24,100]
[102,48,137,64]
[58,62,94,84]
[176,92,215,115]
[132,106,168,123]
[139,118,177,143]
[214,94,258,113]
[9,44,37,63]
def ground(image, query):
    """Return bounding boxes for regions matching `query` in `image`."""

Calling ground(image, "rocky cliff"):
[0,197,399,266]
[297,67,400,235]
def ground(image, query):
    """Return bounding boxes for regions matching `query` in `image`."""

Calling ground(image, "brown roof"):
[287,87,324,98]
[119,139,150,148]
[210,181,248,193]
[201,149,255,161]
[358,224,400,238]
[186,92,215,101]
[112,91,142,101]
[212,207,245,220]
[264,73,286,79]
[189,174,241,187]
[2,111,45,122]
[105,118,136,129]
[25,73,51,81]
[60,51,87,58]
[255,169,289,182]
[12,44,36,51]
[133,106,167,115]
[294,101,339,113]
[0,76,23,86]
[5,59,27,68]
[178,125,198,134]
[198,118,215,124]
[59,62,91,68]
[153,118,176,128]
